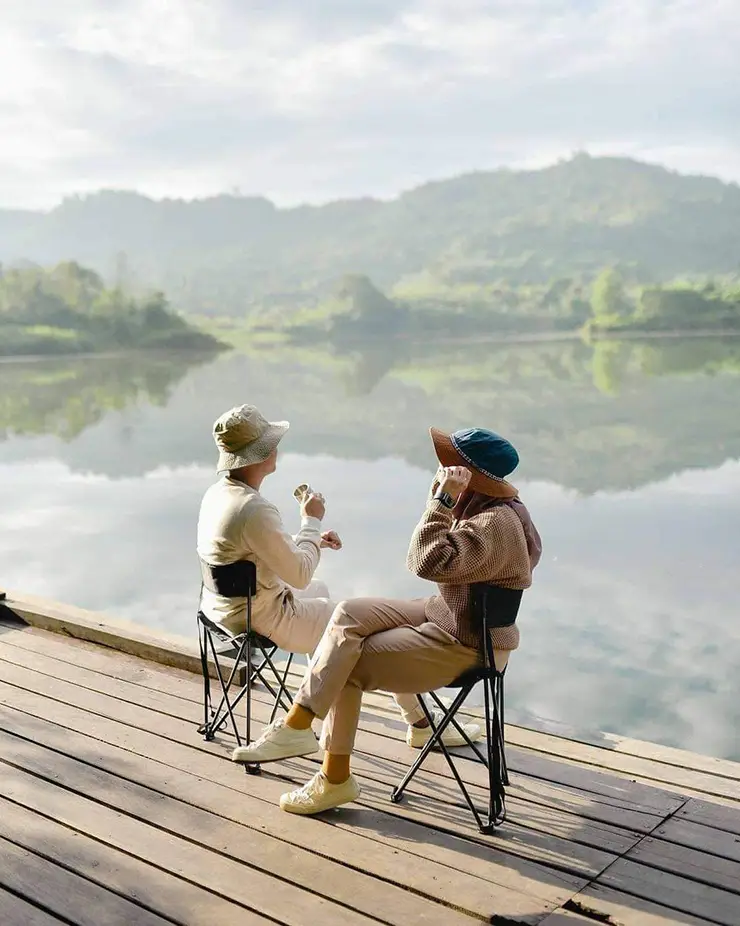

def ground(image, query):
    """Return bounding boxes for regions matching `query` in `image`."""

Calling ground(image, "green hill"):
[0,261,226,357]
[1,155,739,326]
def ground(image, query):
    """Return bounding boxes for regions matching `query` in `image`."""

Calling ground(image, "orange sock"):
[284,703,315,731]
[323,753,351,784]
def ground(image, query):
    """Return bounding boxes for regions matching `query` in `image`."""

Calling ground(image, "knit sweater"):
[406,492,542,651]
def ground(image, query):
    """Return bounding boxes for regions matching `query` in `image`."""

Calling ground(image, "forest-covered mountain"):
[1,155,739,322]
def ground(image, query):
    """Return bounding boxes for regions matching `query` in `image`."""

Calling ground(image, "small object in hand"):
[294,483,313,503]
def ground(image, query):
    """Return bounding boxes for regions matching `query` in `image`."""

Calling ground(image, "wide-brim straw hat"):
[430,427,519,499]
[213,404,289,472]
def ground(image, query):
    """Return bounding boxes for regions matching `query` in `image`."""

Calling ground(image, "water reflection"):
[2,337,740,492]
[1,337,739,759]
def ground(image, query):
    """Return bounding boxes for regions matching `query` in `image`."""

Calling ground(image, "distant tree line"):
[587,269,740,334]
[0,261,225,356]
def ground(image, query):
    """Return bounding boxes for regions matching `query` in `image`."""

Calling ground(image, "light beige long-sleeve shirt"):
[196,476,322,633]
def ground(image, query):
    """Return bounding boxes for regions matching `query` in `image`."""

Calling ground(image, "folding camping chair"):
[390,583,522,833]
[196,559,294,773]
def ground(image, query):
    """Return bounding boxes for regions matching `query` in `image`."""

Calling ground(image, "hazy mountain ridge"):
[1,155,739,319]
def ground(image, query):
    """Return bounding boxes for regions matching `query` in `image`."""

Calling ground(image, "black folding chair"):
[390,583,522,833]
[196,559,294,773]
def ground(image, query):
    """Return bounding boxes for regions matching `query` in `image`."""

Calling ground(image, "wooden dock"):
[0,600,739,926]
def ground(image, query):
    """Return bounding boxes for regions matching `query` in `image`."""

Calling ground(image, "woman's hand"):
[320,530,342,550]
[437,465,472,502]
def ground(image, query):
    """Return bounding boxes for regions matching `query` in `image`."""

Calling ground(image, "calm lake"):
[2,336,739,760]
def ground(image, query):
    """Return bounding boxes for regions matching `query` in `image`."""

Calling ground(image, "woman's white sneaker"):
[280,772,361,815]
[231,718,318,764]
[406,710,482,749]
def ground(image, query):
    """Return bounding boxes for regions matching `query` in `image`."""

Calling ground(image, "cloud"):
[0,1,738,207]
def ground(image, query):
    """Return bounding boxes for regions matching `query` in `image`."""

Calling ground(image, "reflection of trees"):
[3,336,740,494]
[334,339,408,396]
[0,352,215,442]
[592,341,626,395]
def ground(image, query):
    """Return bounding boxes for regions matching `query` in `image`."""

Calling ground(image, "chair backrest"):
[199,559,257,599]
[471,583,522,638]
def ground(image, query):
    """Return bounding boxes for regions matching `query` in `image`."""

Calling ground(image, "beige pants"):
[253,580,335,656]
[297,597,482,755]
[254,582,426,728]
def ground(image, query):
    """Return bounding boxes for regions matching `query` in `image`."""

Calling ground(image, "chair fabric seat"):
[197,610,275,653]
[448,664,486,689]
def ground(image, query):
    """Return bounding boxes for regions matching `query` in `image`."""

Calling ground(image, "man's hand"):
[437,465,472,502]
[302,492,326,521]
[320,530,342,550]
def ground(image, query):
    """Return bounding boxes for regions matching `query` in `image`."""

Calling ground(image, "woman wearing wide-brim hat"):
[236,426,543,816]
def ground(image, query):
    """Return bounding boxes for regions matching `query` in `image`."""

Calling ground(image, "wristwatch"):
[433,489,456,509]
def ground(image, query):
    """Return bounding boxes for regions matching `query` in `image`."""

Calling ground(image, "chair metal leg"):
[391,685,473,803]
[255,647,294,716]
[206,633,250,744]
[267,652,294,724]
[197,620,212,738]
[427,690,486,756]
[196,620,294,780]
[244,632,261,775]
[498,674,509,786]
[482,674,506,831]
[392,676,508,835]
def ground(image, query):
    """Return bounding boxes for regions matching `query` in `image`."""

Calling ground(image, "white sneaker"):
[280,772,361,815]
[231,718,318,764]
[406,709,482,749]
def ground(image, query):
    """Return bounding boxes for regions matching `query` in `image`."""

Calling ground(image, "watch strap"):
[433,490,455,509]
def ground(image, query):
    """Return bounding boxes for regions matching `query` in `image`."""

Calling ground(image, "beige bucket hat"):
[213,405,289,472]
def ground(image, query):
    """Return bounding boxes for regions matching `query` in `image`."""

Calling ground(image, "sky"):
[1,0,739,210]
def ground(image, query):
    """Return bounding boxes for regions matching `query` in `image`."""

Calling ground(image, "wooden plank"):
[336,718,667,837]
[655,817,740,864]
[564,884,716,926]
[599,732,740,783]
[0,664,625,877]
[0,594,206,676]
[677,798,740,837]
[627,837,740,895]
[0,626,689,816]
[596,858,740,925]
[0,621,210,700]
[503,725,740,803]
[0,770,399,926]
[0,729,480,926]
[0,636,679,831]
[0,887,67,926]
[0,701,573,922]
[281,750,643,857]
[349,703,685,817]
[4,615,739,800]
[535,911,584,925]
[0,835,173,926]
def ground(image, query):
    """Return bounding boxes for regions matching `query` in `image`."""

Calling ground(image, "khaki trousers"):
[296,597,482,755]
[254,582,426,728]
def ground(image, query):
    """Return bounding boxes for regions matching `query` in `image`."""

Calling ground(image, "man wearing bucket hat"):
[234,425,542,816]
[197,405,483,756]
